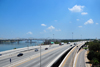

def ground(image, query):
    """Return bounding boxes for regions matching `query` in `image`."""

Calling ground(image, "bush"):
[87,50,95,60]
[87,40,100,66]
[92,58,99,65]
[14,48,16,49]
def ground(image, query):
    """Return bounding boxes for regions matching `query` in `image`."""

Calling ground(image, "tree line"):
[85,40,100,67]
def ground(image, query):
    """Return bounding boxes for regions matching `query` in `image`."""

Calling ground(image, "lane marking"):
[60,43,82,67]
[75,49,84,67]
[4,45,68,67]
[61,46,76,67]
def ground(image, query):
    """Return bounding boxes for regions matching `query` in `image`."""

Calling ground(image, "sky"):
[0,0,100,39]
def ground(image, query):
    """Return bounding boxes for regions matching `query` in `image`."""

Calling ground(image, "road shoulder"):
[85,50,92,67]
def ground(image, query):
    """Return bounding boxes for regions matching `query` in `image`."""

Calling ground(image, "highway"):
[0,44,60,67]
[59,42,86,67]
[0,43,73,67]
[76,49,86,67]
[62,47,77,67]
[16,44,71,67]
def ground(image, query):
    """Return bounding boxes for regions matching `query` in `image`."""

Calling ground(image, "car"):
[35,48,38,52]
[74,43,77,45]
[61,42,64,45]
[0,54,2,56]
[45,48,48,50]
[67,42,70,44]
[59,42,64,45]
[17,53,23,57]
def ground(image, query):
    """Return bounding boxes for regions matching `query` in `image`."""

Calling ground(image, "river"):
[0,40,43,52]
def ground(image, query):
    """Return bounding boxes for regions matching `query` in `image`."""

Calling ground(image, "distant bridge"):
[0,38,47,43]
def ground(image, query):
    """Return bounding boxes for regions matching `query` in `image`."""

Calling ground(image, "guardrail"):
[73,42,86,67]
[47,46,74,67]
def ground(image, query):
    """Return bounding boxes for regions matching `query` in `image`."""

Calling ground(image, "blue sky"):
[0,0,100,39]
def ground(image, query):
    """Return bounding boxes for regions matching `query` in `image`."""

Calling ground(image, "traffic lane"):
[76,49,86,67]
[0,44,60,60]
[0,45,61,67]
[0,44,60,61]
[63,47,78,67]
[17,45,70,67]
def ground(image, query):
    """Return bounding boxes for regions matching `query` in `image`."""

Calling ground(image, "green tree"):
[87,50,95,60]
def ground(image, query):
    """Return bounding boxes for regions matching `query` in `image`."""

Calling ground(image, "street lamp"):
[40,43,41,67]
[53,34,54,39]
[72,32,73,40]
[81,35,82,40]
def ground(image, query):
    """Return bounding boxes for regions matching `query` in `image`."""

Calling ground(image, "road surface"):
[62,47,77,67]
[16,44,71,67]
[0,44,61,67]
[76,49,86,67]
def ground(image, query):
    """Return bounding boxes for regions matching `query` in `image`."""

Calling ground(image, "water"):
[0,40,43,52]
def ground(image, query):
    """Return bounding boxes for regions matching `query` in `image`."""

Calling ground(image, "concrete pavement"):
[76,49,86,67]
[0,44,61,67]
[17,45,71,67]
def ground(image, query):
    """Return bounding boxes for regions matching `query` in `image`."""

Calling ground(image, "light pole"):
[81,35,82,40]
[72,32,73,40]
[53,34,54,39]
[40,43,41,67]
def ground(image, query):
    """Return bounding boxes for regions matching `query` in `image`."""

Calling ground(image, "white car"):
[61,42,64,45]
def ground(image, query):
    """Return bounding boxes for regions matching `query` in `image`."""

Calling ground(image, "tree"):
[87,50,95,60]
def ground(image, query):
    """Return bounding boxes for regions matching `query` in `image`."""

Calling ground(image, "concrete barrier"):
[0,44,58,58]
[73,42,86,67]
[47,46,74,67]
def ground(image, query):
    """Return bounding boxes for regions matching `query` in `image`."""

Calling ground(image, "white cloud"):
[41,24,46,26]
[27,32,32,34]
[81,12,88,15]
[54,20,57,22]
[78,26,82,27]
[56,29,61,31]
[69,22,72,23]
[84,19,94,25]
[48,26,55,30]
[68,5,84,12]
[77,19,79,21]
[44,30,46,32]
[96,23,98,25]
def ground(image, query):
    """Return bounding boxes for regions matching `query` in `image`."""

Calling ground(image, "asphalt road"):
[16,44,71,67]
[63,47,78,67]
[76,49,86,67]
[0,44,61,67]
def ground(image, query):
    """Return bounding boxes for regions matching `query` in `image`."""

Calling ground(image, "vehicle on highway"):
[45,48,48,50]
[67,42,70,44]
[17,53,23,57]
[35,48,38,52]
[70,45,72,46]
[0,54,2,56]
[74,43,77,45]
[59,42,64,45]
